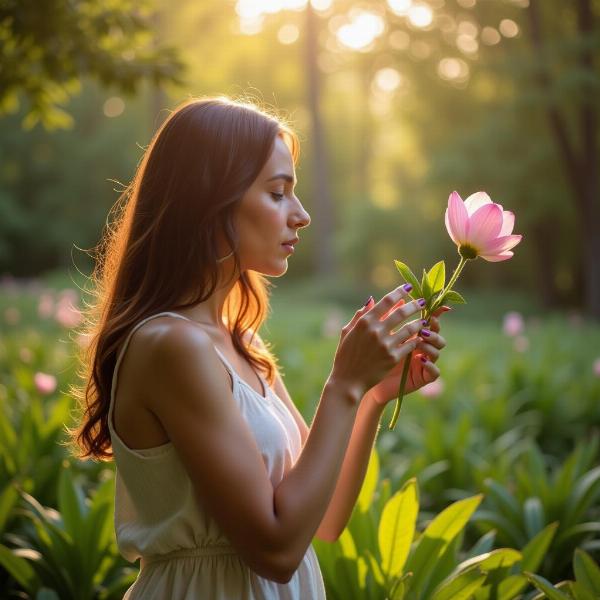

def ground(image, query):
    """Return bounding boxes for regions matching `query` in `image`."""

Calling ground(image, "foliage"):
[0,0,184,129]
[313,448,556,599]
[0,467,135,599]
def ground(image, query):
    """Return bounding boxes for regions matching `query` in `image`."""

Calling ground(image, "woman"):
[70,96,448,599]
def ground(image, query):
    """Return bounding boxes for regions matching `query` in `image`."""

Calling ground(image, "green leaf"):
[365,549,385,586]
[389,571,413,600]
[521,522,558,573]
[0,543,40,591]
[357,449,379,514]
[36,589,61,600]
[456,548,522,574]
[0,483,19,532]
[405,495,483,596]
[57,464,85,539]
[379,478,418,579]
[394,260,422,297]
[564,466,600,527]
[573,549,600,594]
[440,290,466,304]
[525,572,572,600]
[421,268,433,300]
[497,575,529,600]
[523,497,545,539]
[431,566,486,600]
[467,530,497,559]
[483,479,522,526]
[427,261,446,294]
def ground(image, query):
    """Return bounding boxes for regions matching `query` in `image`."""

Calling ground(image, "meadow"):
[1,271,599,599]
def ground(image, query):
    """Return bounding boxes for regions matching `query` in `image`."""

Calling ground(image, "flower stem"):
[389,255,469,431]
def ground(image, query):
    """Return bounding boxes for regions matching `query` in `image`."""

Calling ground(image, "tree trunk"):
[527,0,600,320]
[305,4,337,278]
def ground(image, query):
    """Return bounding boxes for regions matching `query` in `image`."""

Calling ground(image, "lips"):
[282,237,299,246]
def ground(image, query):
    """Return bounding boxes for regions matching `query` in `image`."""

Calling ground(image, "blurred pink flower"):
[4,306,20,324]
[38,291,55,318]
[503,311,525,337]
[445,191,522,261]
[55,292,83,328]
[593,358,600,377]
[34,372,57,395]
[514,335,529,353]
[322,308,345,338]
[19,347,33,363]
[419,378,444,398]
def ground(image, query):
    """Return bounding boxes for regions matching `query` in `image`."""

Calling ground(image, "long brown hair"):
[67,96,300,461]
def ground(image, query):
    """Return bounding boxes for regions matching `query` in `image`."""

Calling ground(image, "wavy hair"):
[67,96,300,461]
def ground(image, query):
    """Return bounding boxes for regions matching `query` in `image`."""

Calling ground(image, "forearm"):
[271,376,362,568]
[315,391,385,541]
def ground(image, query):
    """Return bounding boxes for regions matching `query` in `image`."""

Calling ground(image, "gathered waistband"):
[141,545,237,568]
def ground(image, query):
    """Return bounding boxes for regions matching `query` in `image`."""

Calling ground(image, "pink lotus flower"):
[503,311,525,337]
[445,191,522,261]
[34,372,57,395]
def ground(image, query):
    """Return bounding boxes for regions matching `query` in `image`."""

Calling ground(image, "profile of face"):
[227,135,311,276]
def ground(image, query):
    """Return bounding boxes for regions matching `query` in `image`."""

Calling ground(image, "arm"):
[144,322,363,584]
[315,391,384,541]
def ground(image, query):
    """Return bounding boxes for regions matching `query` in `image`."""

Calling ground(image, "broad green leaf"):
[525,572,571,600]
[472,509,527,548]
[573,549,600,594]
[405,495,483,596]
[441,290,466,304]
[57,464,85,539]
[379,478,418,579]
[565,466,600,527]
[394,260,422,297]
[0,544,40,591]
[338,528,357,560]
[467,530,497,559]
[483,479,522,525]
[431,565,486,600]
[421,269,433,300]
[571,581,596,600]
[497,575,529,600]
[389,571,413,600]
[365,549,385,586]
[521,522,558,573]
[357,449,379,514]
[523,497,545,538]
[427,261,446,294]
[456,548,522,573]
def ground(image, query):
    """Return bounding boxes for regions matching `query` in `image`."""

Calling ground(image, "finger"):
[428,315,440,333]
[419,357,441,380]
[415,341,440,361]
[418,329,446,350]
[371,284,421,321]
[342,296,374,339]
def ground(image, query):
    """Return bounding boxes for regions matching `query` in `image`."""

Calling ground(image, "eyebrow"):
[266,173,296,185]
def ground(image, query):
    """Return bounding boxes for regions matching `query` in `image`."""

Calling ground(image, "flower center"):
[459,244,478,259]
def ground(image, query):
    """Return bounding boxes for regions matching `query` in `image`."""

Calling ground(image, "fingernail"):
[420,356,428,363]
[420,328,431,337]
[418,298,426,307]
[363,295,373,307]
[441,306,452,312]
[403,283,413,292]
[421,319,428,326]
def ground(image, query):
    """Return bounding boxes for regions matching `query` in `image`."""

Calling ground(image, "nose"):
[290,195,311,229]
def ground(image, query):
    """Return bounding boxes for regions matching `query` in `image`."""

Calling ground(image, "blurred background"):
[1,0,598,319]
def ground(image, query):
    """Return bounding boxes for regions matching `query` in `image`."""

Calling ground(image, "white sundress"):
[108,311,327,599]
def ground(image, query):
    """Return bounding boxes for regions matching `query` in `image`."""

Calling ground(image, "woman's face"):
[232,135,311,276]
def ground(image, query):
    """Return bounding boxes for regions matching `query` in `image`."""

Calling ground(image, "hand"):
[365,305,449,407]
[330,285,428,401]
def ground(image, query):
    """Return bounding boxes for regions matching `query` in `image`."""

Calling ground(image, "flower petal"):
[480,234,522,255]
[468,203,503,249]
[446,191,469,245]
[464,191,493,216]
[480,251,514,262]
[499,211,515,236]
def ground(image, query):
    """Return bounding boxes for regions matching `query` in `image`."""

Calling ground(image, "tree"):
[0,0,184,129]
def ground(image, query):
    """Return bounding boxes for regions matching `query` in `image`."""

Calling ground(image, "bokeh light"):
[499,19,519,38]
[103,97,125,118]
[387,0,412,16]
[374,67,403,92]
[437,57,470,83]
[336,11,385,51]
[277,23,300,44]
[481,26,501,45]
[389,29,411,50]
[407,4,433,28]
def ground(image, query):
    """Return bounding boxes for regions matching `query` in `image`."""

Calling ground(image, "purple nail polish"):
[421,319,428,326]
[418,298,426,307]
[420,356,428,363]
[403,283,413,292]
[363,295,373,307]
[420,328,431,337]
